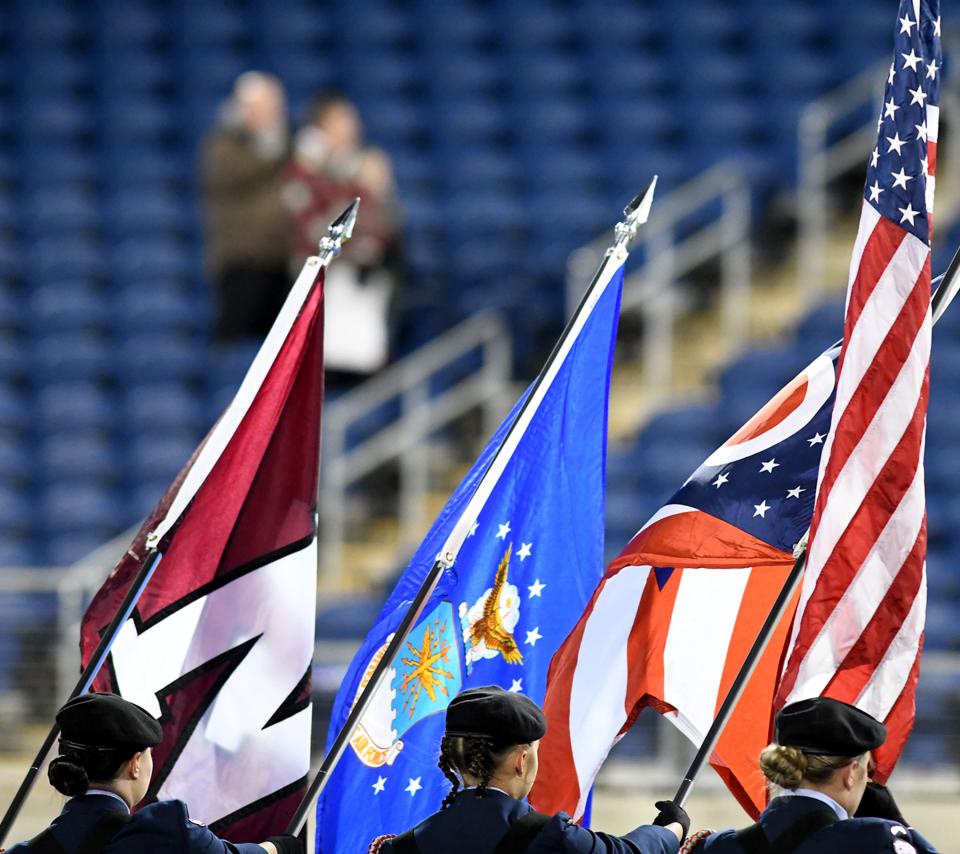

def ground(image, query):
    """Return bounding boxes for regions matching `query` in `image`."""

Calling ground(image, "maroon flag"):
[80,259,325,840]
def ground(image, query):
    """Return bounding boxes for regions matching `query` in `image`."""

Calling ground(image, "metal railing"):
[798,59,960,297]
[319,310,513,586]
[567,163,751,394]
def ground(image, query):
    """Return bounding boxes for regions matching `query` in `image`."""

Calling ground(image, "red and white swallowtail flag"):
[80,257,326,841]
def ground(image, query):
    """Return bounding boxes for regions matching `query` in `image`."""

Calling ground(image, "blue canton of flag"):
[316,264,625,853]
[868,0,941,241]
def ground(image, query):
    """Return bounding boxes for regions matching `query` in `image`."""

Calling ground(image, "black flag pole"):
[285,178,660,836]
[0,200,361,848]
[673,543,807,807]
[0,547,163,845]
[672,241,960,808]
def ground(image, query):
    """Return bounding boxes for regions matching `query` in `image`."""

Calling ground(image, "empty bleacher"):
[0,0,901,566]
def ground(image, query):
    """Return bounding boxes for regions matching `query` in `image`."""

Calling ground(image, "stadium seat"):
[103,191,188,239]
[178,4,249,45]
[20,149,97,187]
[38,483,124,534]
[110,238,194,284]
[13,5,86,47]
[26,285,107,334]
[19,51,90,93]
[31,332,112,383]
[0,335,26,383]
[23,188,100,236]
[114,332,207,385]
[38,432,119,482]
[125,433,196,483]
[35,382,114,434]
[96,5,167,47]
[121,383,209,437]
[0,434,32,483]
[26,238,106,282]
[96,51,175,94]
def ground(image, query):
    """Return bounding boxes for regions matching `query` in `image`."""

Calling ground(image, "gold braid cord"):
[680,829,714,853]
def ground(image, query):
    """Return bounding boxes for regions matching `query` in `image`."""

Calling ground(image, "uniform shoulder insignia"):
[890,825,916,854]
[189,818,206,827]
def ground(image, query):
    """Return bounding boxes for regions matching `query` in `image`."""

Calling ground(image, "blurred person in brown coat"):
[283,91,403,383]
[201,72,292,342]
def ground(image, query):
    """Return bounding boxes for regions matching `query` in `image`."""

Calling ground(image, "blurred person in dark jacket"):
[202,72,291,342]
[283,91,403,383]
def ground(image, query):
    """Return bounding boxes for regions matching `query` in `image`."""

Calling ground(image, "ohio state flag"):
[80,257,325,841]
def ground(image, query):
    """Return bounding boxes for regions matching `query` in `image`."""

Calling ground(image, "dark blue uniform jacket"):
[6,793,266,854]
[379,789,679,854]
[694,793,938,854]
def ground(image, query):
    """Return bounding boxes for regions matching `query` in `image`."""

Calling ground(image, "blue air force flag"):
[315,262,626,852]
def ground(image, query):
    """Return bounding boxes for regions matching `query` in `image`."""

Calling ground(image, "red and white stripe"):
[775,124,936,777]
[534,555,797,819]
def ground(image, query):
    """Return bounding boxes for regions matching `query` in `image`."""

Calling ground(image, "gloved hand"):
[653,800,691,843]
[265,835,305,854]
[854,782,907,824]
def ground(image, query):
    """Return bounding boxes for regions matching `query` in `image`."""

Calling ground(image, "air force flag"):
[316,262,626,852]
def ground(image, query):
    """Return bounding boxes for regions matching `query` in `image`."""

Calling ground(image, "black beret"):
[57,692,163,751]
[775,697,886,756]
[445,686,547,744]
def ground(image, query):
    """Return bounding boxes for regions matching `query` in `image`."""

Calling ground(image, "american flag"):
[533,0,941,820]
[775,0,941,780]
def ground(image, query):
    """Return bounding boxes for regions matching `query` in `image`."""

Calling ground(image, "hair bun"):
[759,744,806,790]
[48,756,89,797]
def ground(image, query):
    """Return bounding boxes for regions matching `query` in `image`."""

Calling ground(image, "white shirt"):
[83,788,131,813]
[782,787,849,820]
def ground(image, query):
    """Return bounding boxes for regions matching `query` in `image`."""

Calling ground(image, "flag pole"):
[0,200,360,848]
[671,242,960,808]
[672,541,807,807]
[0,547,163,844]
[932,241,960,324]
[285,178,659,836]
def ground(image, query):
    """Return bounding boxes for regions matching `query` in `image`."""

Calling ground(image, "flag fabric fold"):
[533,344,839,819]
[315,261,625,853]
[776,0,940,780]
[534,0,940,821]
[80,260,326,841]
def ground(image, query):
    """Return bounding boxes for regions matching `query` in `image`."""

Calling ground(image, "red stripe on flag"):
[624,569,682,712]
[871,643,923,784]
[809,265,929,537]
[928,140,938,176]
[708,563,798,818]
[837,216,908,370]
[535,577,608,816]
[822,522,926,703]
[778,383,929,702]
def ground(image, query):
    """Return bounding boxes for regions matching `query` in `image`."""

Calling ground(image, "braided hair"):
[437,734,520,809]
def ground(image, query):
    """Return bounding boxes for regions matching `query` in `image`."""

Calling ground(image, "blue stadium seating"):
[0,0,954,767]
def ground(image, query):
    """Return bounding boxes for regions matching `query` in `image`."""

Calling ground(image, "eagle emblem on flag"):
[459,545,524,674]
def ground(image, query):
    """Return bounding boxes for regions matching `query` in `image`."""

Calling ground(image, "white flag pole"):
[0,201,360,847]
[287,178,658,836]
